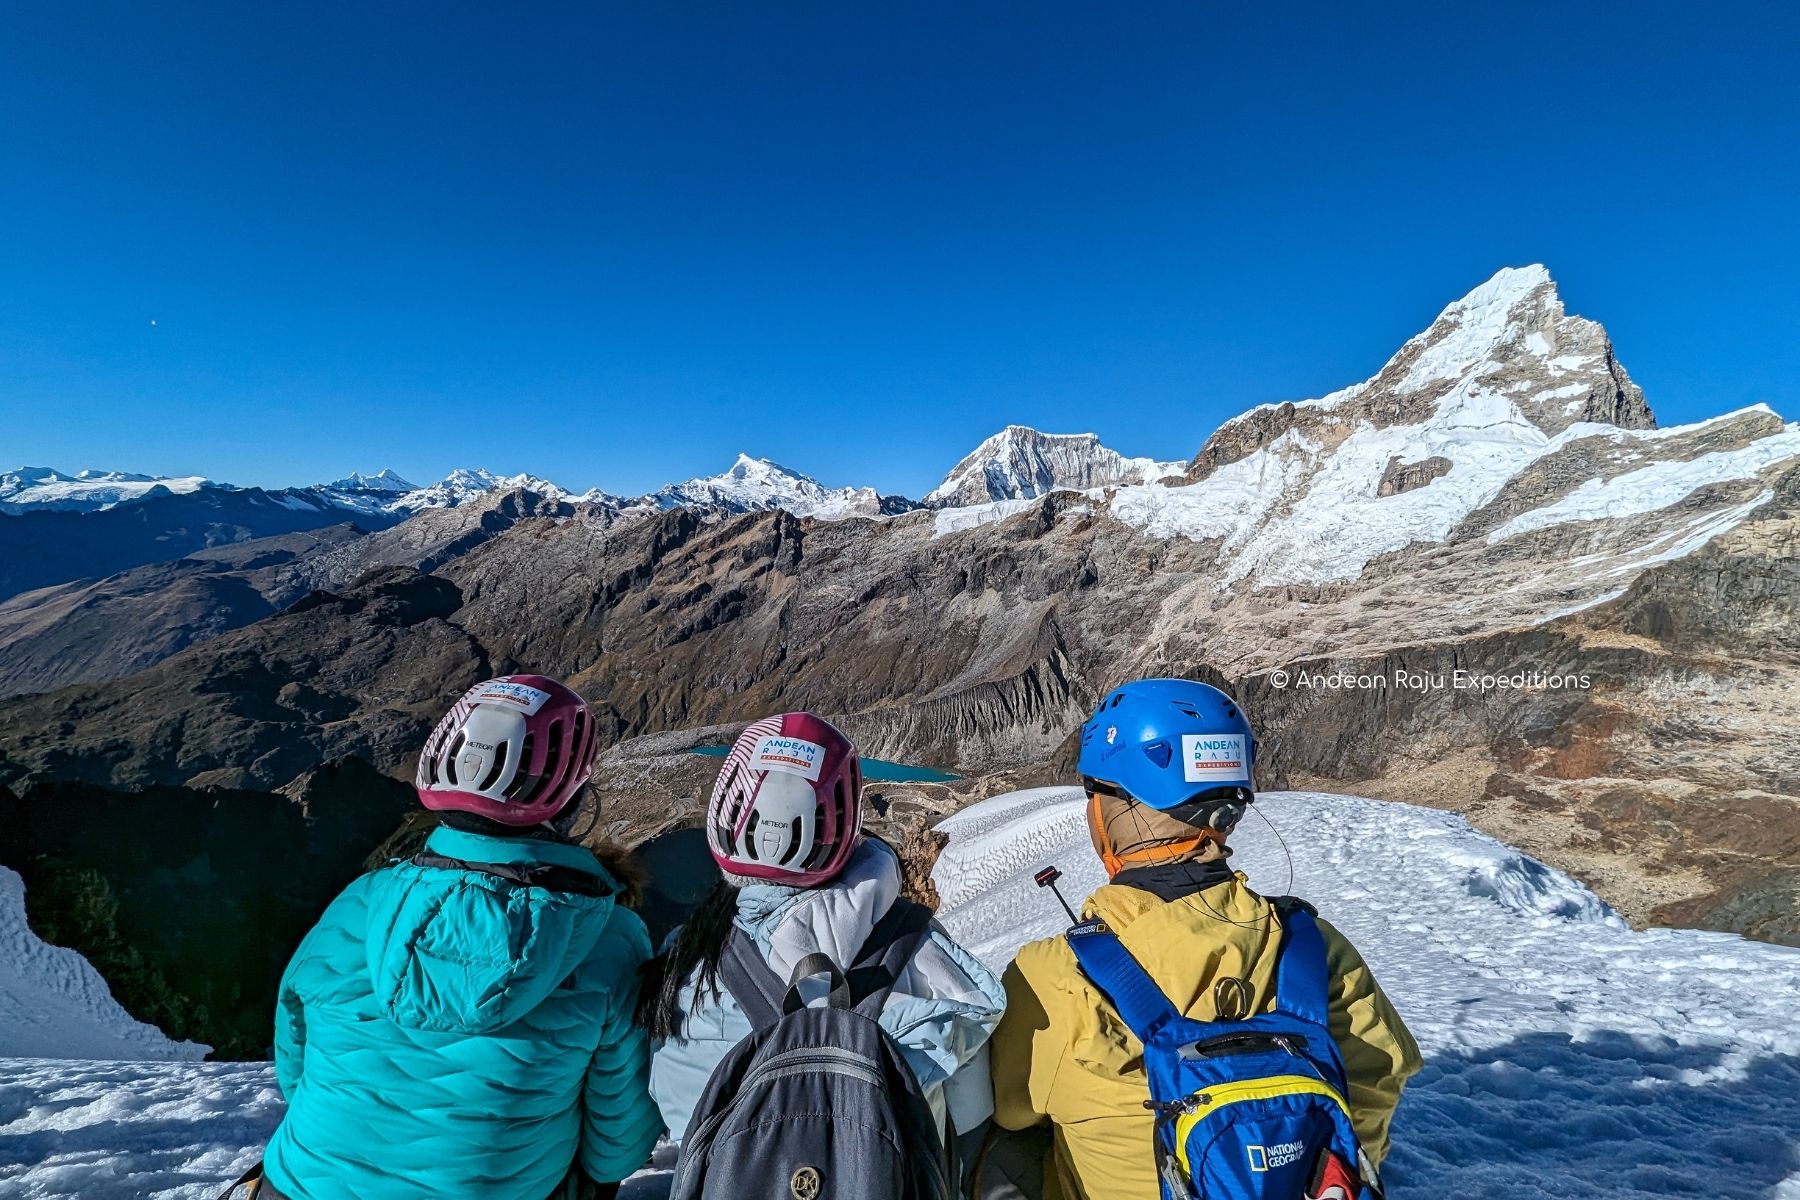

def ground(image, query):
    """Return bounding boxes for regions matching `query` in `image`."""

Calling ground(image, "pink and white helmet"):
[414,675,599,826]
[706,712,864,887]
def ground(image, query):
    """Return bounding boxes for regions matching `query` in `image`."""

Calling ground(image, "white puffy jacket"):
[649,838,1006,1144]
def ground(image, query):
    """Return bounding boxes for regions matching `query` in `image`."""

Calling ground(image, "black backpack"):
[668,900,957,1200]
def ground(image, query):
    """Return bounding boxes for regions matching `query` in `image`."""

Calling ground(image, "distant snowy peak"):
[315,467,593,516]
[313,459,899,521]
[419,467,579,509]
[646,453,905,519]
[0,466,215,513]
[321,468,416,494]
[926,426,1181,508]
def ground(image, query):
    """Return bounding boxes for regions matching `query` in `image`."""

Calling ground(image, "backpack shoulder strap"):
[1271,897,1332,1029]
[1065,919,1182,1042]
[847,898,936,1016]
[718,927,786,1030]
[408,851,614,899]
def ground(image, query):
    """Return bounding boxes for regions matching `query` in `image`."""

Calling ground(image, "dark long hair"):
[638,879,740,1041]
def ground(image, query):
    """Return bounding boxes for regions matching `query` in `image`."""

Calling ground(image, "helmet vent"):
[444,731,466,785]
[778,818,803,865]
[476,742,509,792]
[807,796,834,870]
[503,732,537,798]
[543,720,564,776]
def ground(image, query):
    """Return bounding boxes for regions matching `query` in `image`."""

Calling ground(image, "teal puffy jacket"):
[264,826,663,1200]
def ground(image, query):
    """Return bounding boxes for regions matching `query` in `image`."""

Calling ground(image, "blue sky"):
[2,2,1796,498]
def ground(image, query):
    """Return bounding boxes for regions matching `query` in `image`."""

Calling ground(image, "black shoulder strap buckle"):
[1271,895,1317,918]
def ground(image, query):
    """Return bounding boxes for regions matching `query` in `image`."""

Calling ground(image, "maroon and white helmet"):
[706,712,863,886]
[414,675,599,826]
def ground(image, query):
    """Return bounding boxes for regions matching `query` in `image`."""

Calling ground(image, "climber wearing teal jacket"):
[257,676,662,1200]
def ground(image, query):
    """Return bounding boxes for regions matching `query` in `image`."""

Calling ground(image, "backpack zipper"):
[1177,1032,1309,1060]
[1156,1074,1354,1178]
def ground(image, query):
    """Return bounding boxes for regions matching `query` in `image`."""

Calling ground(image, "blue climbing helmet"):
[1078,679,1258,819]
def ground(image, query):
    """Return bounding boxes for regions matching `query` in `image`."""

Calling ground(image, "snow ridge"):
[0,865,204,1061]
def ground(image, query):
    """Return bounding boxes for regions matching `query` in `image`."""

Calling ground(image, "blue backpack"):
[1066,901,1381,1200]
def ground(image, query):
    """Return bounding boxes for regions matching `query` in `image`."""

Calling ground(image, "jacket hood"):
[364,826,618,1034]
[734,837,899,981]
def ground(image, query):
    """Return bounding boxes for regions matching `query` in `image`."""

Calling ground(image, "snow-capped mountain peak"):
[1102,266,1789,597]
[1355,264,1653,436]
[0,466,215,514]
[724,452,800,485]
[321,469,416,493]
[646,453,898,519]
[925,425,1181,509]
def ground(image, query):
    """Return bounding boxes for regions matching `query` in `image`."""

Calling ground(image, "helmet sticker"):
[471,680,554,715]
[1181,732,1248,784]
[751,734,826,782]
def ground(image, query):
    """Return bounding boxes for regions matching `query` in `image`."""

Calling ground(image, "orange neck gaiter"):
[1086,791,1225,879]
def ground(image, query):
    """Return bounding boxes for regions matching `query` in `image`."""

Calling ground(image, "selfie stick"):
[1034,866,1079,925]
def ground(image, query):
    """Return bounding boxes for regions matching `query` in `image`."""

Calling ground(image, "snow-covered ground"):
[0,1060,280,1200]
[5,791,1799,1197]
[935,788,1800,1199]
[0,868,203,1063]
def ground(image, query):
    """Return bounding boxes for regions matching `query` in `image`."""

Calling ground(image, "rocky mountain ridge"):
[7,429,1142,523]
[1,264,1795,944]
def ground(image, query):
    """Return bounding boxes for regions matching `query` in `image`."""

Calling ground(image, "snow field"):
[0,1060,279,1200]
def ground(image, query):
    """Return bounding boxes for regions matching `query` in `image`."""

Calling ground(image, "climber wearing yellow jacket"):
[987,680,1421,1200]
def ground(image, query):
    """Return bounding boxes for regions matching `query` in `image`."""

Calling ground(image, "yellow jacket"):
[990,874,1421,1200]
